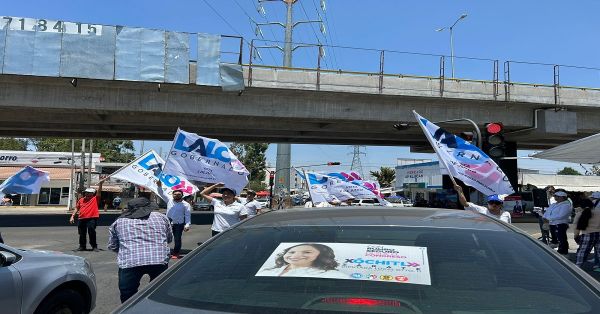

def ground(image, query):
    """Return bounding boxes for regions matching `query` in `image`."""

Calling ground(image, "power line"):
[319,0,344,69]
[201,0,247,42]
[298,0,330,69]
[234,0,278,64]
[310,0,339,69]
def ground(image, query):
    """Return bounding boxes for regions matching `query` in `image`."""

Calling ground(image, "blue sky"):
[6,0,600,176]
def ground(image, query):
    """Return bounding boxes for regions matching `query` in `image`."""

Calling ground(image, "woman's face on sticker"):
[284,245,320,267]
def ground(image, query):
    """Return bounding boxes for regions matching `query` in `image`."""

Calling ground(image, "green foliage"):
[0,138,29,150]
[229,142,269,182]
[557,166,582,176]
[370,166,396,188]
[247,180,267,192]
[32,138,135,163]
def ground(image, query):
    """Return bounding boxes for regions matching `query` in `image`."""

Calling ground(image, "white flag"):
[303,171,384,204]
[110,150,198,199]
[162,129,249,193]
[414,111,514,196]
[0,166,50,196]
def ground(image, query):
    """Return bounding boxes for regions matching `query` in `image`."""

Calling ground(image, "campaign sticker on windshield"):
[255,242,431,285]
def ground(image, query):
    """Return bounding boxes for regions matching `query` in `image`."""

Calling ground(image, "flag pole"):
[302,168,316,208]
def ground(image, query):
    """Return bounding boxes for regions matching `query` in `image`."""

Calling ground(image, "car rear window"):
[148,226,600,313]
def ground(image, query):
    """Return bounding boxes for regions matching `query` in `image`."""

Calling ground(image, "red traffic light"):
[486,122,503,134]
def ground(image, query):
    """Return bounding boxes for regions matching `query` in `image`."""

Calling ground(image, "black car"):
[115,207,600,313]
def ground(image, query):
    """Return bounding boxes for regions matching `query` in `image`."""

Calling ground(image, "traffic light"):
[269,173,274,186]
[458,131,475,146]
[483,122,505,160]
[327,162,341,166]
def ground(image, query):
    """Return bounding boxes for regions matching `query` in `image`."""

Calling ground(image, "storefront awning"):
[520,173,600,192]
[532,133,600,164]
[91,185,123,193]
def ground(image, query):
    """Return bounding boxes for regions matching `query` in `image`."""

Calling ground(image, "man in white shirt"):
[543,190,572,255]
[156,181,191,259]
[200,183,245,236]
[240,190,262,219]
[453,183,511,224]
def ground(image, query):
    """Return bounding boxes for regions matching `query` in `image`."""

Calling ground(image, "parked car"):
[114,207,600,313]
[351,198,382,206]
[255,197,270,208]
[192,199,213,211]
[0,243,96,314]
[385,199,413,208]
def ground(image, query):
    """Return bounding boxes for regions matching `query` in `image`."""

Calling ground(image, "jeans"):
[171,224,185,255]
[118,264,168,302]
[550,223,569,254]
[78,218,97,249]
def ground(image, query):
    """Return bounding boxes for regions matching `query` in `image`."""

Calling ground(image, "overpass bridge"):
[1,17,599,149]
[2,63,599,149]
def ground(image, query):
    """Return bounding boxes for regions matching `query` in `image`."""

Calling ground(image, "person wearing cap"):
[573,192,600,269]
[200,183,245,236]
[240,189,262,219]
[156,181,191,259]
[70,178,106,251]
[543,190,572,255]
[107,196,173,303]
[453,183,511,224]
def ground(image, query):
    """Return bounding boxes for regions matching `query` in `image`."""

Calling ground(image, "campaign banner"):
[0,166,50,196]
[255,242,431,286]
[110,150,198,199]
[413,111,515,196]
[162,129,249,193]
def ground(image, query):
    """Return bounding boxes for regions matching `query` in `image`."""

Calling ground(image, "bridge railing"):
[246,38,600,105]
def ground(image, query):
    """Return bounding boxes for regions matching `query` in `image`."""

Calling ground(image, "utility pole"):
[79,139,86,192]
[88,139,93,187]
[258,0,323,195]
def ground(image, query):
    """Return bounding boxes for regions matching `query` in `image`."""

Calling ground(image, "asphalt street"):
[1,224,214,314]
[1,222,598,313]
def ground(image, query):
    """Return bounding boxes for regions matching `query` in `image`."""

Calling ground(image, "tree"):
[229,142,269,189]
[370,166,396,188]
[0,138,29,150]
[557,167,582,176]
[32,138,135,163]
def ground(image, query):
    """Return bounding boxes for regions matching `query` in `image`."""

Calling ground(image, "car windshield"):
[147,226,600,313]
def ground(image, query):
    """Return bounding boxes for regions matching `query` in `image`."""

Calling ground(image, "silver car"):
[115,207,600,313]
[0,243,96,314]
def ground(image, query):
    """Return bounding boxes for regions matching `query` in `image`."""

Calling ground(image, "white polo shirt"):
[465,202,512,224]
[241,199,262,217]
[211,199,245,232]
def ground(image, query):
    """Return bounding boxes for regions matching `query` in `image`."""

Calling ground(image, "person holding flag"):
[70,178,107,251]
[453,183,512,224]
[200,183,245,236]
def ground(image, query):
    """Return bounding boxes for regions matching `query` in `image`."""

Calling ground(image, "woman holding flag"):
[453,183,512,224]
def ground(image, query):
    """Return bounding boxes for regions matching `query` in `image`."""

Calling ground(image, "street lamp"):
[436,13,468,78]
[266,162,341,209]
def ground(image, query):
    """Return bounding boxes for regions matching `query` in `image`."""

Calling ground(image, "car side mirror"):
[0,251,17,267]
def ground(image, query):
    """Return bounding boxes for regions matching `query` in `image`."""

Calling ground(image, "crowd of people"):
[452,183,600,271]
[67,181,262,302]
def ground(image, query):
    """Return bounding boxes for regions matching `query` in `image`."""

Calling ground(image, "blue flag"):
[0,166,50,196]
